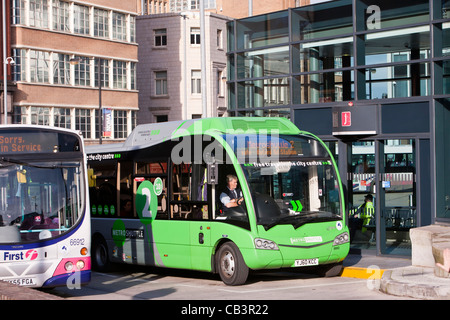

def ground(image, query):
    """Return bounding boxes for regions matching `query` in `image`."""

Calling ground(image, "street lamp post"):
[2,0,10,125]
[200,0,207,118]
[3,57,14,125]
[97,58,102,144]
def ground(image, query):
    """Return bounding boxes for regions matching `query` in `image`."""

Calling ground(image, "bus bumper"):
[241,242,349,270]
[42,270,91,288]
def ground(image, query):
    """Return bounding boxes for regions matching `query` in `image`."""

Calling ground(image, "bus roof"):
[85,117,301,154]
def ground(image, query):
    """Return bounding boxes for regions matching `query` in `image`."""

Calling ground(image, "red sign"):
[342,112,352,127]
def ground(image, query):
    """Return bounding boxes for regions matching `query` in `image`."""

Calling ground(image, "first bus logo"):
[3,250,38,261]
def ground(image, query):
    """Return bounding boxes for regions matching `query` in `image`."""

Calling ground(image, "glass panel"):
[435,98,450,220]
[292,38,354,74]
[383,139,416,255]
[237,77,290,109]
[444,23,450,56]
[362,62,430,99]
[236,11,289,50]
[349,141,376,251]
[236,108,291,119]
[293,71,354,104]
[363,27,430,66]
[357,0,429,31]
[291,0,353,41]
[444,0,450,19]
[227,21,235,52]
[237,46,289,79]
[444,60,450,94]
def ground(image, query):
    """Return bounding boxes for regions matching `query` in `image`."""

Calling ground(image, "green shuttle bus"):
[86,117,349,285]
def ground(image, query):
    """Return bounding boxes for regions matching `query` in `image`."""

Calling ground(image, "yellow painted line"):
[341,267,385,279]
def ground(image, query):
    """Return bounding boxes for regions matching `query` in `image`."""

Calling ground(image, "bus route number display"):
[0,132,58,154]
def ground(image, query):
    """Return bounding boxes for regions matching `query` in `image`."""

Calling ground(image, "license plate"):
[4,278,37,286]
[295,258,319,267]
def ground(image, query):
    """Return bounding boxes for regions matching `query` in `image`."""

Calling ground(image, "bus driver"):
[219,174,244,211]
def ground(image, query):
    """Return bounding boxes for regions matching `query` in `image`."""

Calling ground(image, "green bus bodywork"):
[87,117,349,285]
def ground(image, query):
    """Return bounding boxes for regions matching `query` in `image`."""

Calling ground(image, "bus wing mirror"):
[207,163,218,185]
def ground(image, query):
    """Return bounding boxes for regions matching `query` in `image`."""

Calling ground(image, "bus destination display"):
[0,132,58,154]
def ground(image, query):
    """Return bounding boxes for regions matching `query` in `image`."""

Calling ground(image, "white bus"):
[0,125,90,288]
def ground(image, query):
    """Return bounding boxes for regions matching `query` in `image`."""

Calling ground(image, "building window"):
[76,109,91,139]
[12,0,26,25]
[130,16,136,42]
[94,8,109,38]
[53,53,71,85]
[114,110,128,139]
[29,0,49,29]
[130,62,137,90]
[12,49,26,82]
[154,29,167,47]
[30,107,50,125]
[54,107,71,128]
[190,27,200,45]
[95,59,110,88]
[53,0,69,32]
[155,71,168,95]
[73,4,90,35]
[74,56,91,86]
[30,50,50,83]
[217,69,224,96]
[131,110,137,130]
[190,0,199,10]
[113,60,127,89]
[191,70,201,94]
[13,106,28,124]
[156,115,168,122]
[217,29,223,49]
[113,12,126,41]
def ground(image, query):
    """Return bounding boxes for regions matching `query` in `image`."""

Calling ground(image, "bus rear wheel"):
[216,242,249,286]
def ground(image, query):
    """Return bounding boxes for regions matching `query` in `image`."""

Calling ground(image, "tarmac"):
[0,252,449,300]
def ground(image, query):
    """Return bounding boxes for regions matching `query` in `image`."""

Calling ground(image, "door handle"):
[199,232,204,244]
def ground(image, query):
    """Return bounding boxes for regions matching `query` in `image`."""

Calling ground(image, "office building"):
[139,0,310,18]
[136,0,310,123]
[226,0,450,255]
[1,0,139,143]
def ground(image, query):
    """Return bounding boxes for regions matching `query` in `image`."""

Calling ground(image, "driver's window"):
[216,164,249,228]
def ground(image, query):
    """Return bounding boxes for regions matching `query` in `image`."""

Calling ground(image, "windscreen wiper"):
[263,211,340,231]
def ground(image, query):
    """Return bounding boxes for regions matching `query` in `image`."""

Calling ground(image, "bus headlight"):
[65,261,74,271]
[254,238,279,250]
[333,232,349,246]
[76,260,85,270]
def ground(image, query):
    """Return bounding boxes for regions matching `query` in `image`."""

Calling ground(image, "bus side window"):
[89,162,117,218]
[119,161,133,218]
[171,163,209,220]
[215,164,249,226]
[136,161,168,220]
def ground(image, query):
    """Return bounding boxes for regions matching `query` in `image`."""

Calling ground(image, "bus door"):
[134,161,193,268]
[170,163,212,270]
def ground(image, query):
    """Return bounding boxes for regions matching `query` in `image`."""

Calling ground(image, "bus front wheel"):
[92,235,110,272]
[216,242,249,286]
